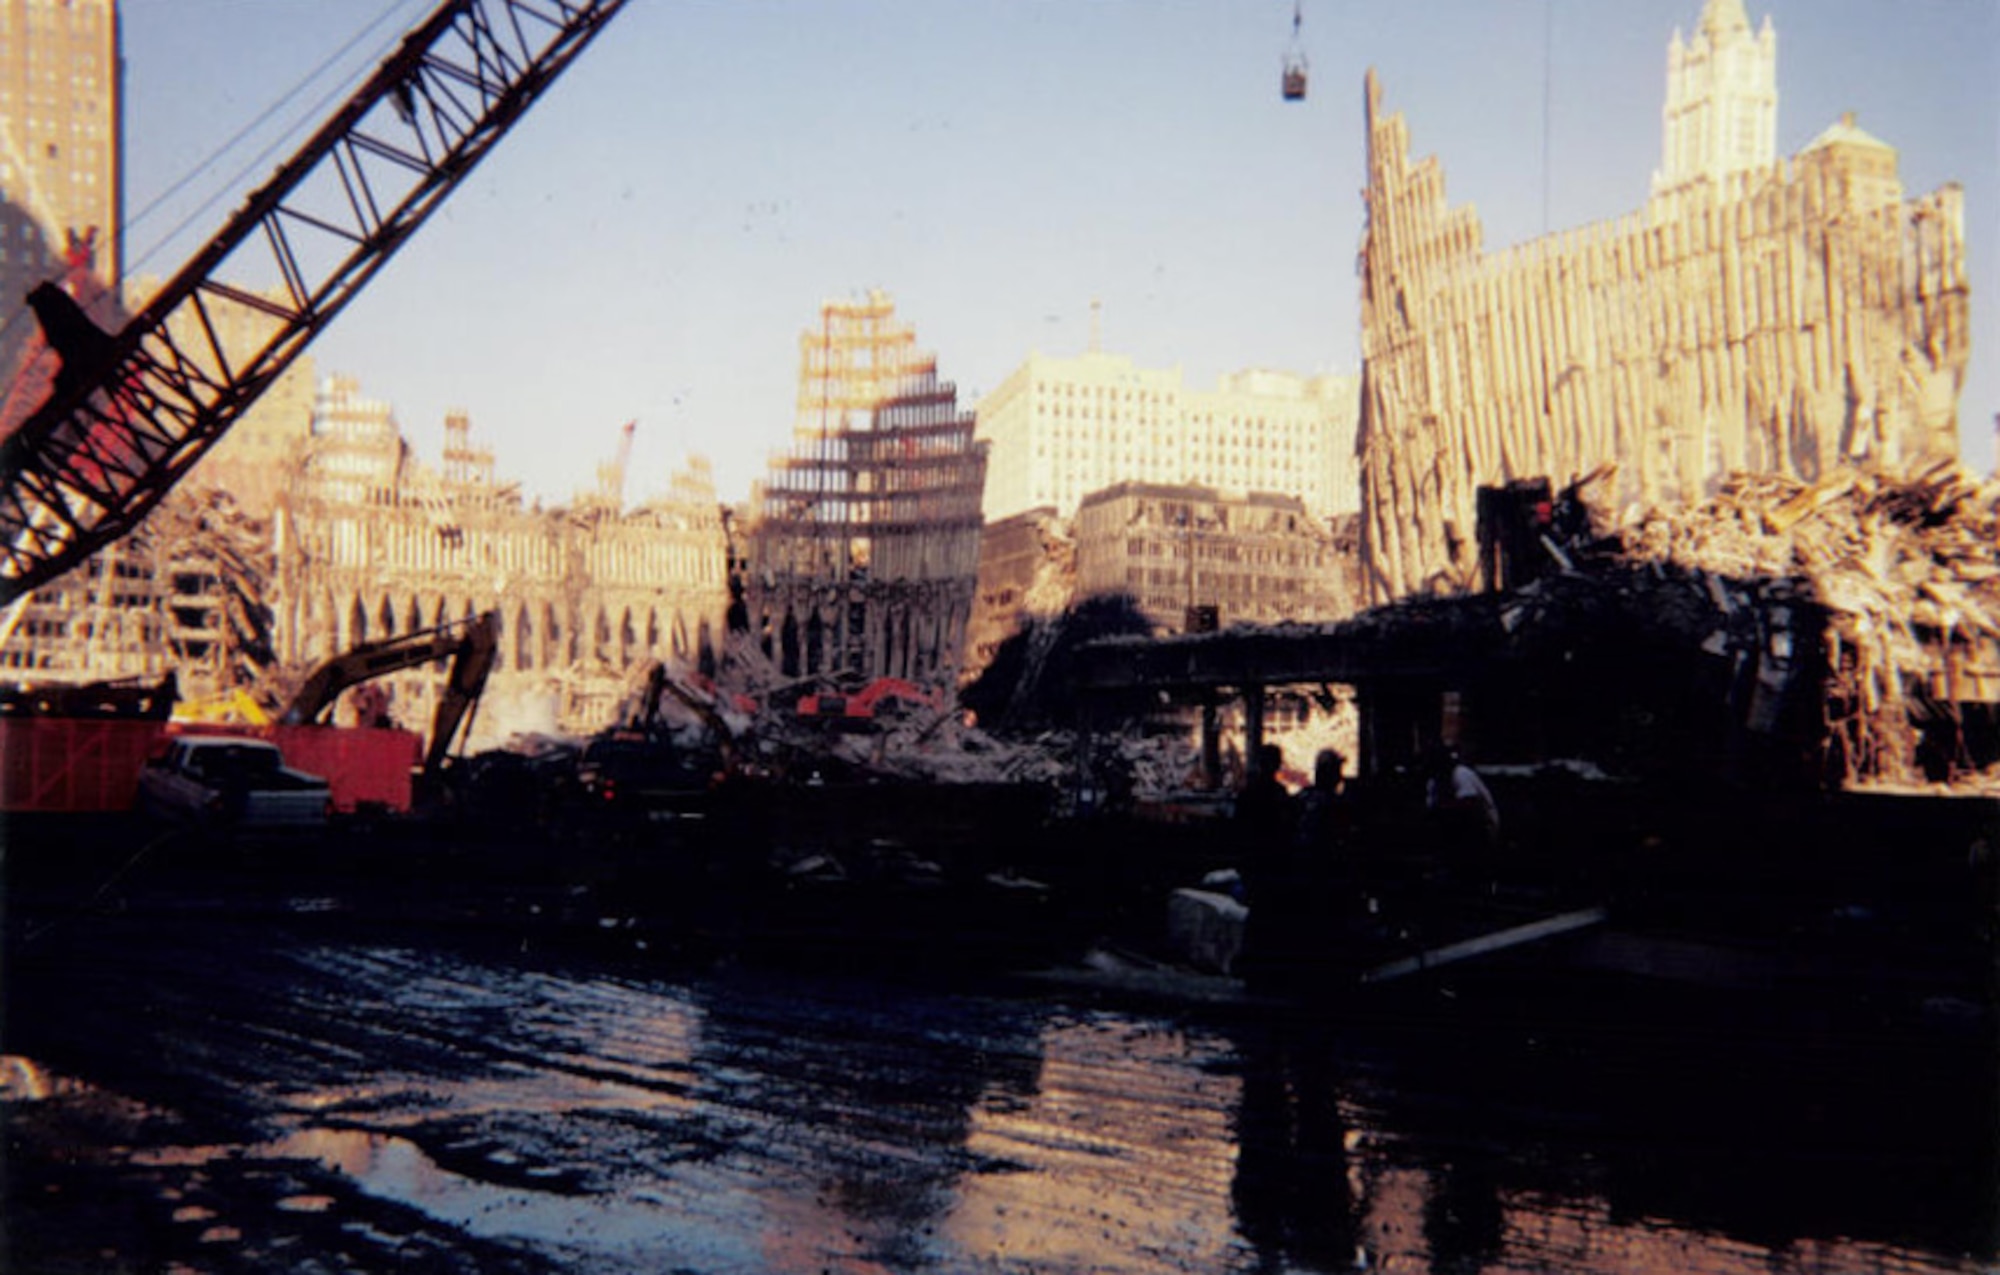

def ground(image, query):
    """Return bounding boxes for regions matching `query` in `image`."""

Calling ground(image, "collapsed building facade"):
[1356,0,1970,604]
[741,291,987,688]
[2,351,731,748]
[274,377,729,741]
[964,506,1068,681]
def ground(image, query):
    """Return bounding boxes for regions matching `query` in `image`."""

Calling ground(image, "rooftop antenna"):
[1089,298,1103,354]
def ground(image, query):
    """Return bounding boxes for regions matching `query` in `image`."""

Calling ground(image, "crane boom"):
[0,0,628,605]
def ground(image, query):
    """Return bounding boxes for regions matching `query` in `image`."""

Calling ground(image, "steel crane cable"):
[0,0,426,354]
[121,0,432,279]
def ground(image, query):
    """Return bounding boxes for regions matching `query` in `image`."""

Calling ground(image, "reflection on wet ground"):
[4,912,1994,1274]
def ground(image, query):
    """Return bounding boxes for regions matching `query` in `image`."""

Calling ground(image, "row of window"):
[1036,382,1173,405]
[1119,566,1322,595]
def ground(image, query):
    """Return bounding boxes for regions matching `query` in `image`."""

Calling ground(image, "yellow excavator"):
[171,686,273,727]
[282,611,500,782]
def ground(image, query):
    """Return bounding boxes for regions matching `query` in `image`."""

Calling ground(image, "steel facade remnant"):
[748,293,988,685]
[0,0,628,605]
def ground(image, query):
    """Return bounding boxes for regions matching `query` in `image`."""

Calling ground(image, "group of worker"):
[1231,742,1501,987]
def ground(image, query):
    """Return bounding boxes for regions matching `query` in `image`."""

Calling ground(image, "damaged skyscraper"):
[743,291,987,686]
[1356,0,1969,602]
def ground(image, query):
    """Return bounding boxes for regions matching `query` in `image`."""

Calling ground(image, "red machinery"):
[795,677,940,722]
[156,612,500,814]
[0,676,175,814]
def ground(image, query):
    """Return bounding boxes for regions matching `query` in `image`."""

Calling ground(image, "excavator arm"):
[284,611,499,774]
[425,611,498,777]
[0,0,627,604]
[637,660,738,770]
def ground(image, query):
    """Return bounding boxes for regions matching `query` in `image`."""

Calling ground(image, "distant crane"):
[595,418,637,512]
[0,0,628,606]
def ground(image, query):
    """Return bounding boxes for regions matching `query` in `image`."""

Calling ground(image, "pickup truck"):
[137,735,332,830]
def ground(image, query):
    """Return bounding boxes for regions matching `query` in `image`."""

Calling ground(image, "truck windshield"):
[195,747,283,781]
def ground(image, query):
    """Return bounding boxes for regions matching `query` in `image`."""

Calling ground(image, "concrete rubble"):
[1608,462,2000,790]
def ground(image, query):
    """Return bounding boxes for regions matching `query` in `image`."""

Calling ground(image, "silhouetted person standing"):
[1237,743,1297,985]
[1425,746,1499,872]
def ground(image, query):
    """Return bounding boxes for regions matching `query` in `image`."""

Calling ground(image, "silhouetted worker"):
[1295,749,1353,857]
[1236,743,1297,984]
[1292,748,1363,986]
[1425,746,1500,870]
[1236,743,1293,854]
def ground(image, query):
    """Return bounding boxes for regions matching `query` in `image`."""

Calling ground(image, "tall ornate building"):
[1653,0,1776,196]
[977,350,1359,523]
[1356,0,1968,601]
[0,0,122,386]
[744,292,987,686]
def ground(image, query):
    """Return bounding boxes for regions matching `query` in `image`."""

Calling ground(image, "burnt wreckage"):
[1080,464,2000,794]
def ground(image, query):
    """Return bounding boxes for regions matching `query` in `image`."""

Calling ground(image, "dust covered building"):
[275,376,728,741]
[1073,482,1357,635]
[743,291,987,687]
[964,505,1066,682]
[1356,0,1969,603]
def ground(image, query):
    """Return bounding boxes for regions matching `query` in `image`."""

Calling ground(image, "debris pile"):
[151,486,280,680]
[961,593,1153,734]
[1609,462,2000,790]
[1018,511,1078,619]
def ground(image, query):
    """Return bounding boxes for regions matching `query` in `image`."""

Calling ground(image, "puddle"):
[276,1194,338,1213]
[261,1126,766,1268]
[14,923,1995,1274]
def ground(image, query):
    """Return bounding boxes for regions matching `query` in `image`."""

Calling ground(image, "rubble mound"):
[1612,463,2000,791]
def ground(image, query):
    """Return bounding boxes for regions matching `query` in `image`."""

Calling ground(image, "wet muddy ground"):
[5,893,1996,1274]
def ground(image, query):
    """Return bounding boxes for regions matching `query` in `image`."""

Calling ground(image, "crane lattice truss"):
[0,0,626,605]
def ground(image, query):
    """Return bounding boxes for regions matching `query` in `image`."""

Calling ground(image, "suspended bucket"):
[1281,53,1309,102]
[1280,1,1307,101]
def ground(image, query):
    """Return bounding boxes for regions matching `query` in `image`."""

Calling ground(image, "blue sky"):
[115,0,1998,506]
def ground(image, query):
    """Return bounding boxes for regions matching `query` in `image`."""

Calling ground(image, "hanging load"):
[1281,0,1308,101]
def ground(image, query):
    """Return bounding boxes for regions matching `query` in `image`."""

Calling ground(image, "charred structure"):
[1074,482,1359,636]
[276,379,728,741]
[743,292,987,688]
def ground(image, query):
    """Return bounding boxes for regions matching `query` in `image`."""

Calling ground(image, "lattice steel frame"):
[0,0,627,604]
